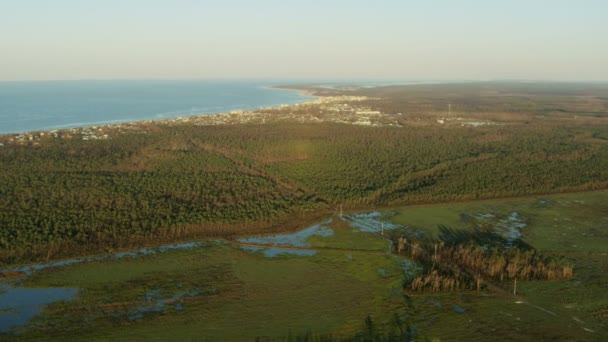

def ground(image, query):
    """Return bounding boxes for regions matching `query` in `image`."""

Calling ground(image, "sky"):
[1,0,607,81]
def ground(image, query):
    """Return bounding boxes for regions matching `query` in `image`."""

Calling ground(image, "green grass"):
[386,190,608,341]
[416,293,595,341]
[15,233,406,341]
[306,219,389,251]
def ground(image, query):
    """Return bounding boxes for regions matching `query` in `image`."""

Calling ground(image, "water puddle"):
[239,246,317,258]
[238,219,333,248]
[126,288,202,320]
[452,304,465,314]
[2,241,206,277]
[0,284,78,333]
[263,248,317,257]
[495,212,527,243]
[344,212,404,233]
[470,212,527,246]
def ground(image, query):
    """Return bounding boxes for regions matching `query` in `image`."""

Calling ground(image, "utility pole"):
[513,278,517,295]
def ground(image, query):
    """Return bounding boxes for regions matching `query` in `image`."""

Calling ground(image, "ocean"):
[0,80,310,134]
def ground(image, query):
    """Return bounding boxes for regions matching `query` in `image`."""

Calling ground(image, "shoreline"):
[0,84,319,138]
[0,88,381,145]
[267,85,321,98]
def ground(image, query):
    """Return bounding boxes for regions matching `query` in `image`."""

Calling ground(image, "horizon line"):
[1,78,608,84]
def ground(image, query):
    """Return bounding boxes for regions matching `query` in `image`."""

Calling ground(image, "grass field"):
[386,190,608,341]
[7,231,407,340]
[1,190,607,341]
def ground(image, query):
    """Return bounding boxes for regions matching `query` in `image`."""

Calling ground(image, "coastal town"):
[0,95,498,147]
[0,96,381,146]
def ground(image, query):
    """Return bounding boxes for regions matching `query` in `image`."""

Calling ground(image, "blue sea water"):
[0,80,311,134]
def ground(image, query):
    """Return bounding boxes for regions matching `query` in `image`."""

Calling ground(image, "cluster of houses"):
[0,124,147,147]
[80,127,110,141]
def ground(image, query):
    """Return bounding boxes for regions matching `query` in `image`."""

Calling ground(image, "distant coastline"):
[268,85,320,98]
[0,80,314,136]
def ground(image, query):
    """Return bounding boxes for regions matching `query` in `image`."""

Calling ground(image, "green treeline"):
[1,121,608,264]
[266,123,608,205]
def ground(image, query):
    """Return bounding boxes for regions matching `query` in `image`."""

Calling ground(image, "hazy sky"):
[1,0,607,81]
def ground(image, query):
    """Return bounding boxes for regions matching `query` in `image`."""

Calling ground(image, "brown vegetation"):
[0,270,26,279]
[395,238,573,293]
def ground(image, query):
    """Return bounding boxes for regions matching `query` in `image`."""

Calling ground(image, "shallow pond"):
[0,284,78,333]
[239,246,318,257]
[0,241,207,333]
[238,219,334,247]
